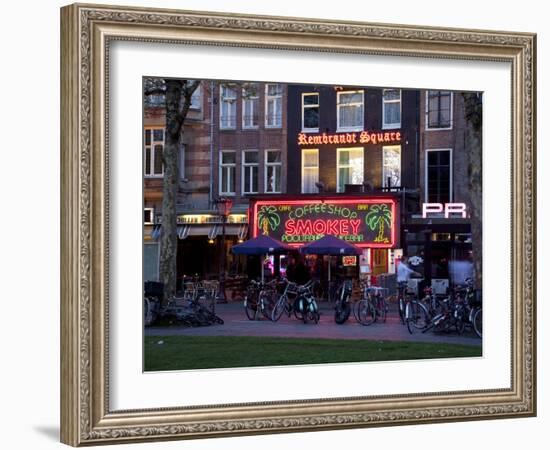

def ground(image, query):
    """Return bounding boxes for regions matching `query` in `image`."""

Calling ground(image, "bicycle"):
[271,279,298,322]
[354,283,388,326]
[293,280,320,324]
[243,279,276,321]
[401,282,429,334]
[334,279,353,324]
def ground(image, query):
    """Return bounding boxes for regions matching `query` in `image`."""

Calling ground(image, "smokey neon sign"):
[251,198,398,248]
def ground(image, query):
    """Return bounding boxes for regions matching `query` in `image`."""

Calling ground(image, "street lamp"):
[214,196,233,302]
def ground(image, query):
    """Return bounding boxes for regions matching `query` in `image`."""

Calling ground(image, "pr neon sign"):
[422,203,468,218]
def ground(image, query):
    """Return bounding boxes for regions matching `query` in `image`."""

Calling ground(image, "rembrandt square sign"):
[250,197,399,248]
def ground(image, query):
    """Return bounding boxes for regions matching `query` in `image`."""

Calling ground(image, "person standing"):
[397,256,421,295]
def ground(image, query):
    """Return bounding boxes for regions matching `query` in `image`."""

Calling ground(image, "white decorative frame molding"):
[61,3,536,446]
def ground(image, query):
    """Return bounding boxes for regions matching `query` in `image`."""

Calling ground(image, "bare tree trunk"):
[159,80,183,306]
[462,93,483,293]
[157,79,200,307]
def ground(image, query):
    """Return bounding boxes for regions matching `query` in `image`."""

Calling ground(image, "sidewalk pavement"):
[145,301,482,347]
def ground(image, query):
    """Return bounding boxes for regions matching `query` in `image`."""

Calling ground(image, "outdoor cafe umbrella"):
[231,235,293,282]
[300,235,362,300]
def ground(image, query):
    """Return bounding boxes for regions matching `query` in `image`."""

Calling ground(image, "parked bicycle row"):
[242,276,482,338]
[243,278,389,326]
[399,277,482,338]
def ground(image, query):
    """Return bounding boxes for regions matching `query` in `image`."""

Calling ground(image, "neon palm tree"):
[365,204,392,243]
[257,206,281,235]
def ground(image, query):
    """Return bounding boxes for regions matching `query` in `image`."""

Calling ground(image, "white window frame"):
[264,149,282,194]
[336,90,364,132]
[220,85,237,130]
[301,92,319,132]
[241,150,259,195]
[265,83,283,128]
[425,91,453,130]
[336,147,364,193]
[144,127,164,178]
[424,148,453,202]
[144,208,155,224]
[382,145,402,188]
[382,89,402,129]
[301,149,319,194]
[219,150,236,196]
[242,85,260,129]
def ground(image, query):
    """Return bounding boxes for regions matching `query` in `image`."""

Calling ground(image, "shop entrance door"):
[371,249,388,275]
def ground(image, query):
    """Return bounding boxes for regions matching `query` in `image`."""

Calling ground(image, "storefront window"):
[302,93,319,131]
[382,89,401,129]
[427,90,452,129]
[265,150,282,193]
[337,90,364,131]
[301,149,319,193]
[382,145,401,188]
[220,85,237,129]
[337,147,364,192]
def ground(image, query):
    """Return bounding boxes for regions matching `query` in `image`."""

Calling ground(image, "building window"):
[426,149,452,203]
[144,208,155,224]
[302,93,319,132]
[337,90,364,131]
[189,85,201,110]
[265,84,283,128]
[144,128,164,177]
[220,150,236,195]
[220,85,237,129]
[242,150,259,194]
[382,89,401,129]
[382,145,401,188]
[265,150,282,193]
[426,91,452,129]
[242,84,260,129]
[301,149,319,194]
[337,147,364,192]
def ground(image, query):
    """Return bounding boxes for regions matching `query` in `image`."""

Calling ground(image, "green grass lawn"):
[144,336,482,371]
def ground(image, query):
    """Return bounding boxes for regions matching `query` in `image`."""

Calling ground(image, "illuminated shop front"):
[249,195,401,279]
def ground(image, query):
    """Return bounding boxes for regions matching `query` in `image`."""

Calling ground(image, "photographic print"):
[142,79,483,371]
[61,4,535,445]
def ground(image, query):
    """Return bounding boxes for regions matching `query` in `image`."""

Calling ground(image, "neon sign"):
[251,198,398,248]
[298,131,401,147]
[422,203,468,218]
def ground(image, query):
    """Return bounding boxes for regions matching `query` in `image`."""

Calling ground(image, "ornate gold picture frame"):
[60,3,536,446]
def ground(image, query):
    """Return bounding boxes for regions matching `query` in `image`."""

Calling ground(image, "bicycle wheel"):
[398,297,406,324]
[244,296,257,320]
[271,296,287,322]
[259,292,275,320]
[334,301,351,324]
[406,301,429,334]
[377,298,387,323]
[308,309,320,324]
[473,307,482,338]
[293,297,304,321]
[355,300,376,326]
